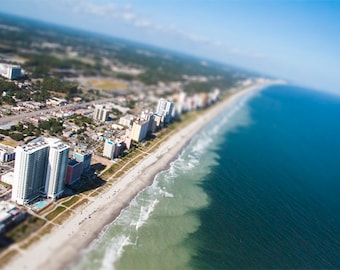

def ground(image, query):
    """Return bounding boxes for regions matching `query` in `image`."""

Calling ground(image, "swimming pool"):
[32,200,48,211]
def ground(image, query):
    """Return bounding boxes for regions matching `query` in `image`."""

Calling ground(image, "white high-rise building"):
[0,63,21,80]
[11,137,70,205]
[12,138,49,205]
[93,105,109,122]
[45,138,70,199]
[103,139,116,159]
[156,98,174,124]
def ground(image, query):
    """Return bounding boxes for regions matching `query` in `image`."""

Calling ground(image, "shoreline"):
[4,81,276,270]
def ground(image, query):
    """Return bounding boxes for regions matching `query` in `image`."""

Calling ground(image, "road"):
[0,97,117,126]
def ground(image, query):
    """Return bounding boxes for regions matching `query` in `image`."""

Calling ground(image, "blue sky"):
[0,0,339,93]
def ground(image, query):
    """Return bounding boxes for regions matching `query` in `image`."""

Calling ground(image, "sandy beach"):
[4,82,272,270]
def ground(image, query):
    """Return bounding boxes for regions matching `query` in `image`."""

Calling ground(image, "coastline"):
[4,81,275,270]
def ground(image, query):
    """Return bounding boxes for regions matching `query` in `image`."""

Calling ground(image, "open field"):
[0,140,20,147]
[86,79,127,90]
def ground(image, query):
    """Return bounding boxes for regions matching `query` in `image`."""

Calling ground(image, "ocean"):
[73,85,340,270]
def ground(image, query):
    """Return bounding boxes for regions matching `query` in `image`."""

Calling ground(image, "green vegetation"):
[0,79,19,92]
[32,89,50,102]
[0,79,32,105]
[45,206,66,221]
[0,119,60,141]
[42,77,79,98]
[38,118,64,136]
[62,196,80,208]
[53,211,72,225]
[8,132,23,141]
[0,95,16,106]
[24,54,93,78]
[0,181,11,189]
[69,114,93,127]
[70,198,89,210]
[4,215,46,242]
[0,14,249,96]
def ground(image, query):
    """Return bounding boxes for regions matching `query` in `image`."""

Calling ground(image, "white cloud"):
[134,19,151,28]
[68,0,265,60]
[122,12,135,22]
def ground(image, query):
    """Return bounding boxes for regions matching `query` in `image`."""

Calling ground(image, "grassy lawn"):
[53,210,72,225]
[62,196,80,208]
[70,198,89,210]
[45,206,66,221]
[90,191,100,197]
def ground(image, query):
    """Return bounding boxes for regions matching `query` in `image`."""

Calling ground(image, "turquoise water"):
[32,200,48,211]
[73,85,340,269]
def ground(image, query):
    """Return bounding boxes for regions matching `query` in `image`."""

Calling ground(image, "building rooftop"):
[18,137,70,153]
[74,145,92,156]
[68,158,81,167]
[0,201,17,224]
[0,143,15,152]
[20,138,48,152]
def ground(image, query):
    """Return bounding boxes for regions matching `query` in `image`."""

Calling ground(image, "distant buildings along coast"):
[0,63,22,80]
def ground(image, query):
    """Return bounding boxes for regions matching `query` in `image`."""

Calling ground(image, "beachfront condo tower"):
[44,138,70,199]
[103,139,116,159]
[12,138,49,205]
[156,98,174,124]
[11,137,70,205]
[73,146,92,172]
[130,120,149,142]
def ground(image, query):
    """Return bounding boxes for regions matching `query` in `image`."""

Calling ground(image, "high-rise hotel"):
[11,137,69,205]
[44,138,70,199]
[93,105,109,122]
[156,98,174,125]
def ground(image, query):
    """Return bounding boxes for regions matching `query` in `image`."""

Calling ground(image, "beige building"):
[130,120,149,142]
[119,115,135,127]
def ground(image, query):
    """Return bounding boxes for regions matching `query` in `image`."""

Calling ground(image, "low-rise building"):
[1,172,14,186]
[46,97,68,106]
[0,201,26,234]
[0,144,15,163]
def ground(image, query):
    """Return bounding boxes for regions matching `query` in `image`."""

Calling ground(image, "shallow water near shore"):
[73,85,340,269]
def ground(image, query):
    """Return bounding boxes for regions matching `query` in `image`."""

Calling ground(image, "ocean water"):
[73,85,340,270]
